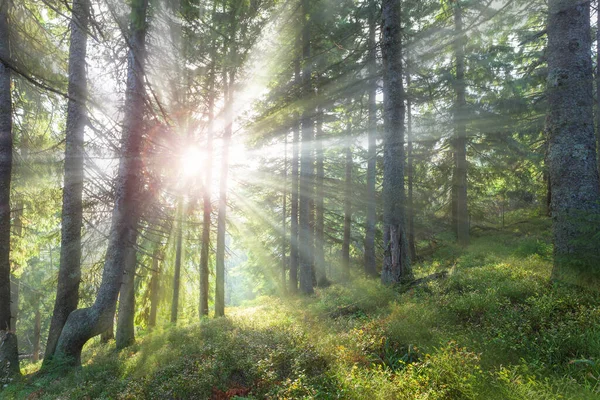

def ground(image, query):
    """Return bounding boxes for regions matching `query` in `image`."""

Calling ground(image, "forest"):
[0,0,600,398]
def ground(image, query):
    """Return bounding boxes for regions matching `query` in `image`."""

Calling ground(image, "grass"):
[3,219,600,399]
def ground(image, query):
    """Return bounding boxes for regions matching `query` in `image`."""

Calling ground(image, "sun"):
[179,145,205,179]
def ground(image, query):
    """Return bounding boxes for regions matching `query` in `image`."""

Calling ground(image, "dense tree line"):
[0,0,599,383]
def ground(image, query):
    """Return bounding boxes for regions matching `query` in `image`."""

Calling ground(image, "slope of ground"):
[3,220,600,399]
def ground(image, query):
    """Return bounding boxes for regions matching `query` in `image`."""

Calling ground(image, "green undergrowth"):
[4,221,600,399]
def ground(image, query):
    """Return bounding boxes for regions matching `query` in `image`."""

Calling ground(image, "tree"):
[451,0,469,247]
[44,0,89,362]
[381,0,412,284]
[364,2,378,278]
[299,0,314,295]
[116,243,137,349]
[546,0,600,275]
[171,202,183,323]
[341,134,352,280]
[54,0,149,366]
[0,0,19,380]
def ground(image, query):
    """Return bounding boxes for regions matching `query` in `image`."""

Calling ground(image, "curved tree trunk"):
[547,0,600,275]
[364,5,378,278]
[116,242,138,349]
[54,0,149,367]
[45,0,89,363]
[381,0,412,285]
[0,0,19,381]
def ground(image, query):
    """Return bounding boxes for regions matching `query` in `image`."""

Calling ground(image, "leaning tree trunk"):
[364,5,378,278]
[342,138,352,280]
[171,201,183,324]
[299,0,314,295]
[381,0,412,285]
[54,0,149,367]
[0,0,19,382]
[44,0,90,363]
[116,242,138,349]
[452,0,469,247]
[547,0,600,275]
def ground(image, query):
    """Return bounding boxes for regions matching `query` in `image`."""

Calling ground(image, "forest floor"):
[4,218,600,399]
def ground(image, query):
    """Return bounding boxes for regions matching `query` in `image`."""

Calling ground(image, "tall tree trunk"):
[314,105,326,285]
[9,276,17,332]
[45,0,90,362]
[54,0,149,367]
[199,1,217,318]
[299,0,314,295]
[32,295,41,362]
[597,0,600,177]
[342,138,352,280]
[215,70,234,317]
[407,71,417,261]
[282,133,287,293]
[148,248,160,328]
[0,0,19,381]
[381,0,412,285]
[289,49,301,293]
[452,1,469,246]
[171,201,183,324]
[364,6,378,278]
[547,0,600,275]
[116,242,137,349]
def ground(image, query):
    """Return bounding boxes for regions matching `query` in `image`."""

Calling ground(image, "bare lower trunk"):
[171,202,183,324]
[547,0,600,275]
[32,296,41,362]
[116,243,137,349]
[100,321,114,343]
[364,6,378,277]
[148,250,160,328]
[407,72,417,261]
[54,0,149,367]
[289,52,301,293]
[381,0,412,284]
[282,134,288,292]
[453,1,469,247]
[299,0,314,295]
[342,140,352,280]
[45,0,89,363]
[314,105,326,286]
[0,0,19,381]
[215,71,234,317]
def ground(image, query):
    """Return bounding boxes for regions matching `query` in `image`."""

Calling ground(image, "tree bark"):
[597,0,600,177]
[381,0,412,285]
[299,0,314,295]
[547,0,600,274]
[314,104,326,285]
[148,248,160,328]
[452,0,469,247]
[45,0,89,363]
[364,5,378,278]
[282,133,287,293]
[0,0,19,381]
[342,139,352,280]
[100,320,114,343]
[54,0,149,367]
[215,69,234,317]
[116,242,137,349]
[289,48,301,293]
[32,295,41,362]
[171,201,183,324]
[407,71,417,261]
